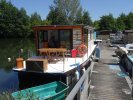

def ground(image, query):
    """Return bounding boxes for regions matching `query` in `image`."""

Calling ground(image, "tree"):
[82,10,92,25]
[47,0,81,25]
[99,14,115,30]
[17,8,31,38]
[30,12,42,26]
[0,0,17,37]
[116,13,126,30]
[126,12,133,29]
[47,7,68,25]
[0,0,31,38]
[41,19,51,25]
[73,7,83,24]
[93,20,100,29]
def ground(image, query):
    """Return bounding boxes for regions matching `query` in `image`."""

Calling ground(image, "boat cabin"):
[23,25,95,73]
[13,25,96,89]
[32,25,94,55]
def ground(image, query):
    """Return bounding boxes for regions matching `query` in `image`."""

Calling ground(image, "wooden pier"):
[66,42,132,100]
[90,44,132,100]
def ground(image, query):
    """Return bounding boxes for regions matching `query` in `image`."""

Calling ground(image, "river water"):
[0,38,35,93]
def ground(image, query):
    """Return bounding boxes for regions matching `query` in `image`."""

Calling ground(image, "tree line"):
[0,0,133,38]
[93,13,133,31]
[0,0,92,38]
[0,0,51,38]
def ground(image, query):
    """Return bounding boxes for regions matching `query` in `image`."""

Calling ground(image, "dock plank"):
[89,45,131,100]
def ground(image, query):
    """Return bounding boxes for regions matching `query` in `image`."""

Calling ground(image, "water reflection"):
[0,38,35,71]
[0,39,73,93]
[18,72,66,90]
[0,69,19,92]
[0,38,35,92]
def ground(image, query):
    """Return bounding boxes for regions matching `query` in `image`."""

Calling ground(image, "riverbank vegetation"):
[0,0,133,38]
[0,38,35,71]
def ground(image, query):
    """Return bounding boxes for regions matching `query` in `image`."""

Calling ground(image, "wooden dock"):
[66,42,132,100]
[89,44,132,100]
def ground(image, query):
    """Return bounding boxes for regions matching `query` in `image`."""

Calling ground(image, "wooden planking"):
[89,45,131,100]
[73,29,82,49]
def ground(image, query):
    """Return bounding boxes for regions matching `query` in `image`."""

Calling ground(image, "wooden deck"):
[89,44,132,100]
[13,45,96,74]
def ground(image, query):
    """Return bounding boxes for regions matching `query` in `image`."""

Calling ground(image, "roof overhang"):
[32,25,85,31]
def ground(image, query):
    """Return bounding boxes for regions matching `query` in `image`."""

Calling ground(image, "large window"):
[60,30,72,50]
[38,30,72,49]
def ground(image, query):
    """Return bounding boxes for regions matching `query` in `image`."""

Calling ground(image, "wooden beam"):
[35,31,38,55]
[32,25,83,31]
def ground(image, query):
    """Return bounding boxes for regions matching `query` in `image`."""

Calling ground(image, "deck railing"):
[65,61,94,100]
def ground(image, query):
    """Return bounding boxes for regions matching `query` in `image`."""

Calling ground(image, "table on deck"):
[38,48,67,60]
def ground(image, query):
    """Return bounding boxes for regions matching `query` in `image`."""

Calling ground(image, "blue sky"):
[9,0,133,21]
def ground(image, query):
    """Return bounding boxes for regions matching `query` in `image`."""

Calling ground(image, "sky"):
[9,0,133,21]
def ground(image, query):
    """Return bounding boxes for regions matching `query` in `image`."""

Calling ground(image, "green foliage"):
[126,12,133,29]
[99,14,115,30]
[16,8,31,38]
[74,7,83,24]
[94,12,133,31]
[47,0,92,25]
[0,0,93,38]
[0,0,31,38]
[47,7,68,25]
[93,20,100,29]
[30,12,42,26]
[0,92,14,100]
[116,13,127,31]
[0,90,40,100]
[13,90,39,100]
[0,0,50,38]
[1,0,132,38]
[41,19,51,25]
[0,38,35,71]
[82,10,92,25]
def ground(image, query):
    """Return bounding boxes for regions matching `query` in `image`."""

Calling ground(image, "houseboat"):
[13,25,96,90]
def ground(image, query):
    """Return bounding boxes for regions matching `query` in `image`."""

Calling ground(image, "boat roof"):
[32,25,93,31]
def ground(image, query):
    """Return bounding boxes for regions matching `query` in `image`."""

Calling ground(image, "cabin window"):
[59,30,72,50]
[38,31,48,48]
[46,30,59,48]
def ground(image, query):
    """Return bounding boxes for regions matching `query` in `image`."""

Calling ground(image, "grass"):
[0,92,14,100]
[0,91,39,100]
[0,90,68,100]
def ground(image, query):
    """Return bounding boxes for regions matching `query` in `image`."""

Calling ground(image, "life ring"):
[77,44,87,56]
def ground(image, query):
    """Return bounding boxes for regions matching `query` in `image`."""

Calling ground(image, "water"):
[0,38,35,93]
[0,38,77,95]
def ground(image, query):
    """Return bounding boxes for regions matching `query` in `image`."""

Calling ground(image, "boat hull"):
[12,81,68,100]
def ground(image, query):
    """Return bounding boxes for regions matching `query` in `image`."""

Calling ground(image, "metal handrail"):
[65,62,94,100]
